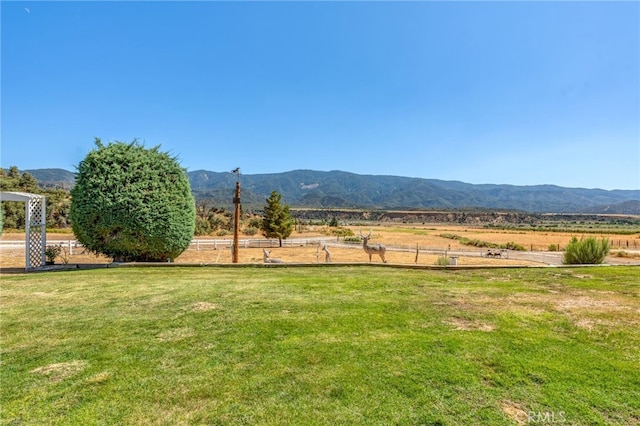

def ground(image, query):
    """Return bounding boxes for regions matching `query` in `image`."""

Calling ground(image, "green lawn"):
[1,266,639,425]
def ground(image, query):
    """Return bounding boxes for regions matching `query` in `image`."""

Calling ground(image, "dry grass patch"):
[157,327,195,342]
[189,301,219,312]
[443,317,496,332]
[30,360,88,382]
[85,371,112,384]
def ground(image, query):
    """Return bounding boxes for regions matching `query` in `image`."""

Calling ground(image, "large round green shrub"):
[70,139,195,262]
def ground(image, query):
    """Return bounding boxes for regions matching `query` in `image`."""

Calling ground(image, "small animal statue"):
[263,249,285,263]
[322,244,332,263]
[360,231,387,263]
[486,249,501,258]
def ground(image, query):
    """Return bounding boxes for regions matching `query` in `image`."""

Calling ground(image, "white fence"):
[187,237,335,251]
[0,237,336,255]
[0,237,564,264]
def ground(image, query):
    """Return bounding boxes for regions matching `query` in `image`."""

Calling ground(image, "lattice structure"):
[27,196,47,269]
[0,192,47,270]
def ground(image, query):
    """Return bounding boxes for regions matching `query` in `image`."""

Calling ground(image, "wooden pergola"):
[0,191,47,270]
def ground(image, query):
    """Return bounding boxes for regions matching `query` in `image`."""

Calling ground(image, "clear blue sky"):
[2,1,638,190]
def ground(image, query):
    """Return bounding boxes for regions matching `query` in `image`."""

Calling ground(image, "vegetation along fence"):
[2,236,638,254]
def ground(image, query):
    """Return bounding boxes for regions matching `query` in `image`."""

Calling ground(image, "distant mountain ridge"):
[189,169,639,213]
[581,200,640,215]
[23,168,76,190]
[22,167,640,214]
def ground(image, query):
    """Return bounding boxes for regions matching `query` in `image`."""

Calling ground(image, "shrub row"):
[438,233,526,251]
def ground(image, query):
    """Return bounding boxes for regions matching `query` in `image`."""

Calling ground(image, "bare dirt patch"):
[501,400,528,425]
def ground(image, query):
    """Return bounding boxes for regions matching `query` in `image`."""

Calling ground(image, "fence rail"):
[2,237,633,266]
[0,237,336,255]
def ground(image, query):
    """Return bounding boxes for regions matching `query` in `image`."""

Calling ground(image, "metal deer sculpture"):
[263,249,285,263]
[360,230,387,263]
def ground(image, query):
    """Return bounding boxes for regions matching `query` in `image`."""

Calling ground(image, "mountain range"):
[23,168,640,214]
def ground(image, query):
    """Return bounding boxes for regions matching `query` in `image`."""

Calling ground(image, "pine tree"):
[261,191,294,247]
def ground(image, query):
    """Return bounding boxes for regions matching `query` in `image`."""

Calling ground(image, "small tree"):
[70,139,195,262]
[1,167,40,230]
[261,191,294,247]
[562,236,610,265]
[331,227,354,241]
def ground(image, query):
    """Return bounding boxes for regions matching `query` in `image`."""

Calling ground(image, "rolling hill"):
[188,169,639,213]
[21,168,640,213]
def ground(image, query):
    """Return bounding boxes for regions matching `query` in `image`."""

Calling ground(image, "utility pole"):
[232,168,241,263]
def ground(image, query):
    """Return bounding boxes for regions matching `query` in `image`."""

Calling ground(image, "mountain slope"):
[24,168,76,190]
[18,168,640,213]
[581,200,640,215]
[188,169,640,213]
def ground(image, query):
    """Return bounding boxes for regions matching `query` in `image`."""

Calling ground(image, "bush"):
[562,236,610,265]
[194,217,212,236]
[439,233,525,251]
[243,226,259,236]
[502,242,525,251]
[344,236,362,244]
[435,256,450,266]
[248,218,262,229]
[70,139,195,262]
[45,244,63,263]
[331,227,354,239]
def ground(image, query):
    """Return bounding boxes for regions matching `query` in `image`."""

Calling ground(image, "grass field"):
[1,266,639,425]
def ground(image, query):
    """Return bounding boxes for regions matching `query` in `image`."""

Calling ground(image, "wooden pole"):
[233,180,240,263]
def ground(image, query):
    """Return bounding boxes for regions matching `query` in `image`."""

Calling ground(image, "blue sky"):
[2,1,638,190]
